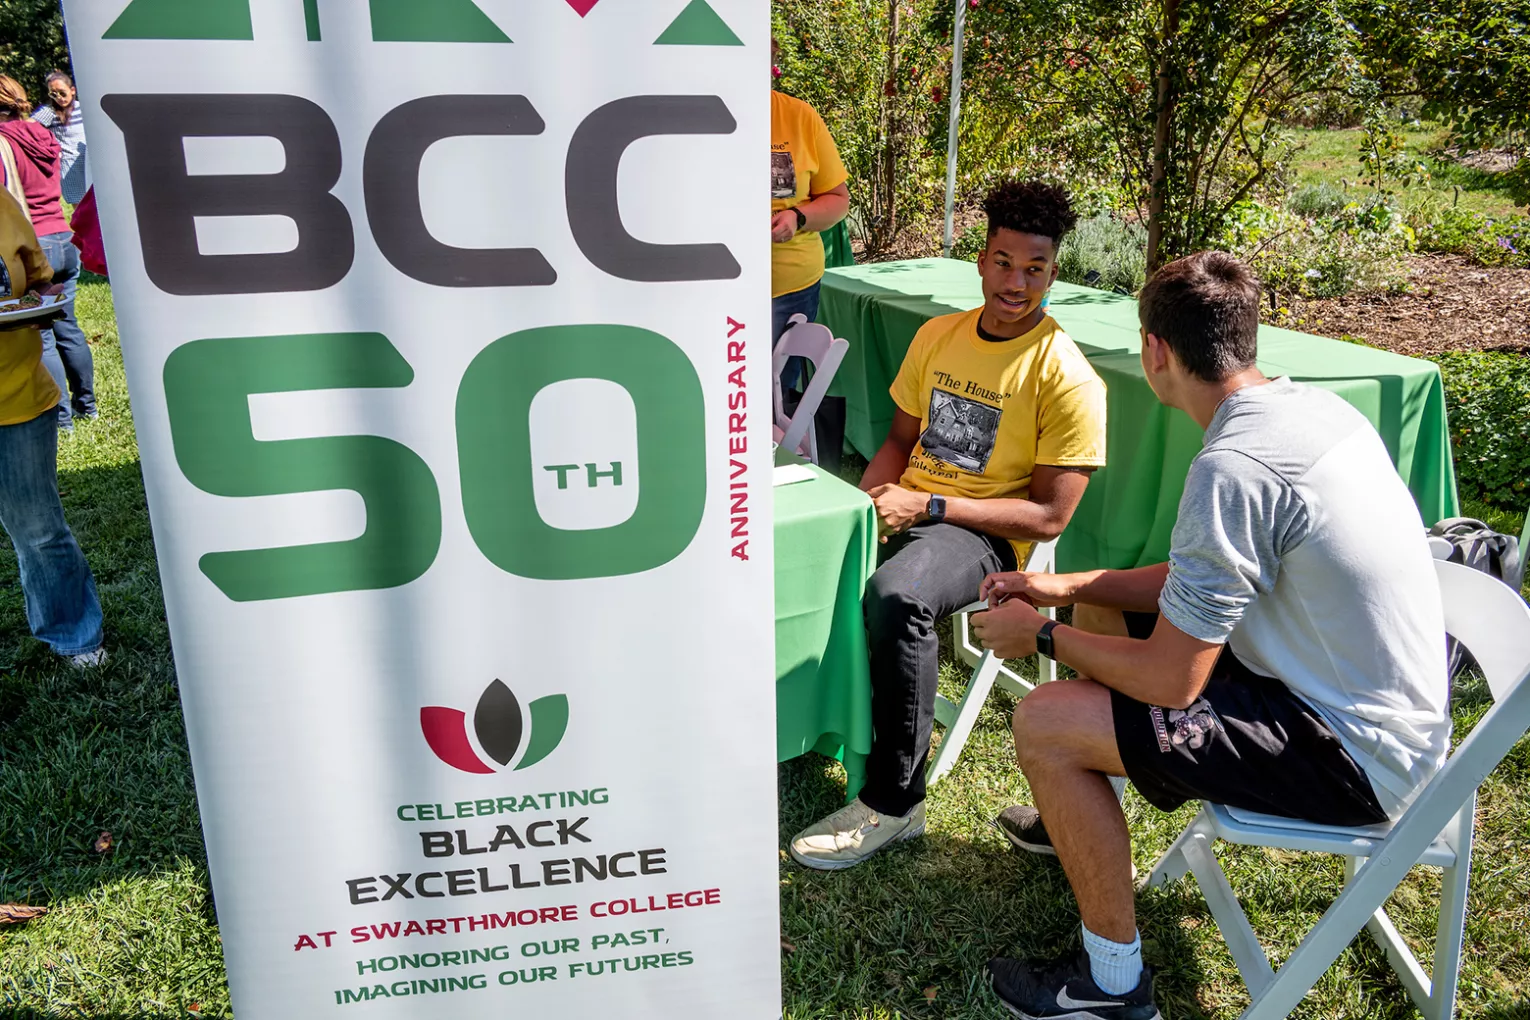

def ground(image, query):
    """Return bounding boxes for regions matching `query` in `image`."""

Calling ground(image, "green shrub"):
[1055,215,1147,293]
[952,223,987,263]
[1287,182,1351,219]
[1221,198,1410,298]
[1431,352,1530,512]
[1408,200,1530,268]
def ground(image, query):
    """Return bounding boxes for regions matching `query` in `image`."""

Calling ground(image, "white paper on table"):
[772,464,818,487]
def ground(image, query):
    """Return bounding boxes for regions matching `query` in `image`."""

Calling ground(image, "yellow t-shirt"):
[890,309,1108,564]
[771,91,848,299]
[0,195,59,427]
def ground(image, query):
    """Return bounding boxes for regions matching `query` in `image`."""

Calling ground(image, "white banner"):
[62,1,779,1016]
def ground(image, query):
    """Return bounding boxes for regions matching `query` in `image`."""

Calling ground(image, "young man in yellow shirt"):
[770,38,850,465]
[790,180,1106,870]
[0,184,104,666]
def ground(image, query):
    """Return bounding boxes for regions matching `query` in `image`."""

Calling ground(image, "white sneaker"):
[789,798,926,871]
[67,648,108,669]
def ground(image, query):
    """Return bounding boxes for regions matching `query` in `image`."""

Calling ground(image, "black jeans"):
[858,522,1016,816]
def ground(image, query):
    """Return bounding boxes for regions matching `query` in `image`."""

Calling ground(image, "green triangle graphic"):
[369,0,510,42]
[104,0,253,40]
[655,0,743,46]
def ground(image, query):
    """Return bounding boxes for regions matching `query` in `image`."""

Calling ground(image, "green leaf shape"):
[655,0,742,46]
[104,0,253,40]
[515,696,570,770]
[369,0,509,42]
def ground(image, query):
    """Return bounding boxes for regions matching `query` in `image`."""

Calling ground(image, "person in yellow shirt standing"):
[790,180,1105,870]
[771,39,850,461]
[0,181,104,667]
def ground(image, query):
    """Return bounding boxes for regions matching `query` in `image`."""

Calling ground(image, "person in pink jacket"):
[0,75,97,431]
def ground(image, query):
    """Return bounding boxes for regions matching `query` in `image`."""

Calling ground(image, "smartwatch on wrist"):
[1035,620,1060,659]
[791,207,808,230]
[926,493,947,523]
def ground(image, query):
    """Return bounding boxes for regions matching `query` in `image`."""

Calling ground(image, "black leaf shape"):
[474,680,523,767]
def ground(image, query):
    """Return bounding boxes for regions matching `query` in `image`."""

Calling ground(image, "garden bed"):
[1269,255,1530,356]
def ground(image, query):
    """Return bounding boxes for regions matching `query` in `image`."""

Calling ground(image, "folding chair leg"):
[928,650,1004,787]
[1038,604,1058,685]
[1423,802,1473,1020]
[1340,807,1472,1020]
[1242,849,1426,1020]
[1178,826,1275,997]
[1144,809,1208,889]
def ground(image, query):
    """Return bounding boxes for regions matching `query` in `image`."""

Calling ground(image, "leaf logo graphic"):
[421,681,568,774]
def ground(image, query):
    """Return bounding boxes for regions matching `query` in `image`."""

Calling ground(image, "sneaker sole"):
[788,821,926,872]
[997,1002,1162,1020]
[991,818,1058,857]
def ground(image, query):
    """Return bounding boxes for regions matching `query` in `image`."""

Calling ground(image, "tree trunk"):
[1145,0,1181,274]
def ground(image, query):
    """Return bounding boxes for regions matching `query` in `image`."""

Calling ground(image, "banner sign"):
[63,1,780,1016]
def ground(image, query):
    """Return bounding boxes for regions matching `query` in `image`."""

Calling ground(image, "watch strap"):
[792,206,808,229]
[1036,620,1059,659]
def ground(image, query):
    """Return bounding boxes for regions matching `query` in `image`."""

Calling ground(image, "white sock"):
[1081,924,1143,996]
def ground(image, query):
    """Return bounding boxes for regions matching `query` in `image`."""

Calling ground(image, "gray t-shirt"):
[1159,377,1449,815]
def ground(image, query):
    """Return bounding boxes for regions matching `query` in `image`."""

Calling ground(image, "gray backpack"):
[1429,517,1525,678]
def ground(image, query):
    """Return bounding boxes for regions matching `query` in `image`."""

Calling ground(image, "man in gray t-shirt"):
[968,252,1449,1020]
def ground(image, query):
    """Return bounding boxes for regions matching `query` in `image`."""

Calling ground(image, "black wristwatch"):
[792,207,808,230]
[1035,620,1060,660]
[926,493,946,523]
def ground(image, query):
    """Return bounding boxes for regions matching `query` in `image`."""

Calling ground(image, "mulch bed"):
[1268,255,1530,357]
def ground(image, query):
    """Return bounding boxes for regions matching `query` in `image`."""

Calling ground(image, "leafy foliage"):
[953,0,1370,268]
[0,0,70,101]
[1355,0,1530,191]
[1218,194,1411,297]
[1410,204,1530,269]
[1355,0,1530,148]
[1431,353,1530,512]
[773,1,951,255]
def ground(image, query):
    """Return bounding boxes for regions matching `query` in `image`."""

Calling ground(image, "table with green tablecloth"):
[817,257,1460,573]
[774,456,877,796]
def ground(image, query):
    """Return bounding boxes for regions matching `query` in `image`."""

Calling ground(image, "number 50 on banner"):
[163,324,707,601]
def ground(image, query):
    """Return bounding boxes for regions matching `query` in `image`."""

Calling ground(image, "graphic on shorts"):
[1164,698,1222,751]
[919,388,1002,473]
[770,151,797,200]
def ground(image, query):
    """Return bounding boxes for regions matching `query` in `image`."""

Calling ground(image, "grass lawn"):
[1288,125,1528,220]
[2,281,1529,1018]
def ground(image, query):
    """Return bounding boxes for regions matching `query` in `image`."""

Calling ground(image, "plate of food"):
[0,292,66,326]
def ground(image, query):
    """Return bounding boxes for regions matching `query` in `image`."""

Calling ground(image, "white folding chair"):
[1143,559,1530,1020]
[772,313,848,465]
[1511,504,1529,593]
[927,537,1060,786]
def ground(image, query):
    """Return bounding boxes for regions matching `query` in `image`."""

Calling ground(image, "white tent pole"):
[941,0,968,257]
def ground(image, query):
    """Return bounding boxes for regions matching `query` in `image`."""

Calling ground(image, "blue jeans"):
[0,410,104,655]
[38,232,97,427]
[773,280,822,394]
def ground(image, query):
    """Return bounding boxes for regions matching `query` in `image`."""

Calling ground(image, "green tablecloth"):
[818,257,1460,572]
[774,458,877,796]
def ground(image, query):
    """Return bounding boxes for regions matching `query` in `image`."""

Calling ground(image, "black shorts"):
[1112,612,1387,827]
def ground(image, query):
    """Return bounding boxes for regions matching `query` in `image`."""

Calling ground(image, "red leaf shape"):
[420,707,494,774]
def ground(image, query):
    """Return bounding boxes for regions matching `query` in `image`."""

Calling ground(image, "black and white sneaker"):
[993,804,1056,856]
[987,951,1161,1020]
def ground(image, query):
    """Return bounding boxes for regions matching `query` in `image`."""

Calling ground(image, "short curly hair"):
[982,180,1078,247]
